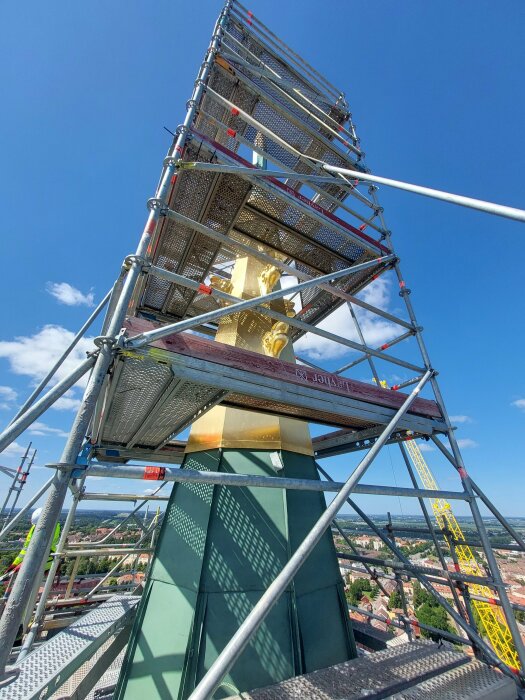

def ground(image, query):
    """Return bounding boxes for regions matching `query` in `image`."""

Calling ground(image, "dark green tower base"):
[116,449,356,699]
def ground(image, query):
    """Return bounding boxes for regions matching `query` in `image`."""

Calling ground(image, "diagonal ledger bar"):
[187,370,433,700]
[126,254,396,349]
[316,462,523,682]
[334,329,416,375]
[257,307,424,373]
[148,264,425,373]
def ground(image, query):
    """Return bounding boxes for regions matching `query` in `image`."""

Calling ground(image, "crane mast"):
[404,437,519,670]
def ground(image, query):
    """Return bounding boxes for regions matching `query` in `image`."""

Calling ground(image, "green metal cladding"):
[116,449,356,699]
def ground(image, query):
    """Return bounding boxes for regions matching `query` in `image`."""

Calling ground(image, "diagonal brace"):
[187,370,432,700]
[126,255,395,349]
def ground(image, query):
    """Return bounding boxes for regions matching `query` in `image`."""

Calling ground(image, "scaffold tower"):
[0,1,524,699]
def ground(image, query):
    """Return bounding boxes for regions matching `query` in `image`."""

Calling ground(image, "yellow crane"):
[372,379,519,670]
[404,435,519,670]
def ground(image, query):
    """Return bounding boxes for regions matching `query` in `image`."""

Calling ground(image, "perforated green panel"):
[116,449,356,700]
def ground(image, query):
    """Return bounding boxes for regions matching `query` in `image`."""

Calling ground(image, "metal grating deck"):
[224,640,475,699]
[91,319,445,454]
[0,596,139,700]
[395,658,517,699]
[133,6,390,336]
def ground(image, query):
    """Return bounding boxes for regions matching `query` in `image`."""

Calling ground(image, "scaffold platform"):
[89,317,445,458]
[224,640,517,700]
[0,596,139,700]
[133,8,389,335]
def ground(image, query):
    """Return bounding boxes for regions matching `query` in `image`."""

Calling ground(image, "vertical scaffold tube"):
[0,2,234,676]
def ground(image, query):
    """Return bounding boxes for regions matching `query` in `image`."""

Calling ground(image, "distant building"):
[354,536,372,547]
[117,572,145,586]
[96,528,113,537]
[360,595,372,611]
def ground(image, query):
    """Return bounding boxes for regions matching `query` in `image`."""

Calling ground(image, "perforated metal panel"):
[100,355,225,450]
[0,596,139,700]
[101,356,173,445]
[223,641,472,700]
[393,659,517,699]
[136,6,388,335]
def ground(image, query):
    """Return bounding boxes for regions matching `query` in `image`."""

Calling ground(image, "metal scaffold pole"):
[0,476,53,543]
[188,372,432,700]
[0,0,234,678]
[0,444,32,523]
[321,163,525,223]
[370,184,525,675]
[0,1,523,696]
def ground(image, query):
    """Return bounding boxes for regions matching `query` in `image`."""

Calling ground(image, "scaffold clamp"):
[147,197,165,211]
[45,462,79,473]
[144,466,166,481]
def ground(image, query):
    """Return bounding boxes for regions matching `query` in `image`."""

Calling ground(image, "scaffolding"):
[0,443,34,526]
[0,1,524,698]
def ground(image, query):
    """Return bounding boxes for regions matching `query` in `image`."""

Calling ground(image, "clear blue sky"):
[0,1,524,517]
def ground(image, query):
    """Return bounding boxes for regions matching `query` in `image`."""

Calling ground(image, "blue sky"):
[0,1,524,517]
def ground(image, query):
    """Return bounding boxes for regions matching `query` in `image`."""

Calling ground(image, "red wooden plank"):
[124,317,442,420]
